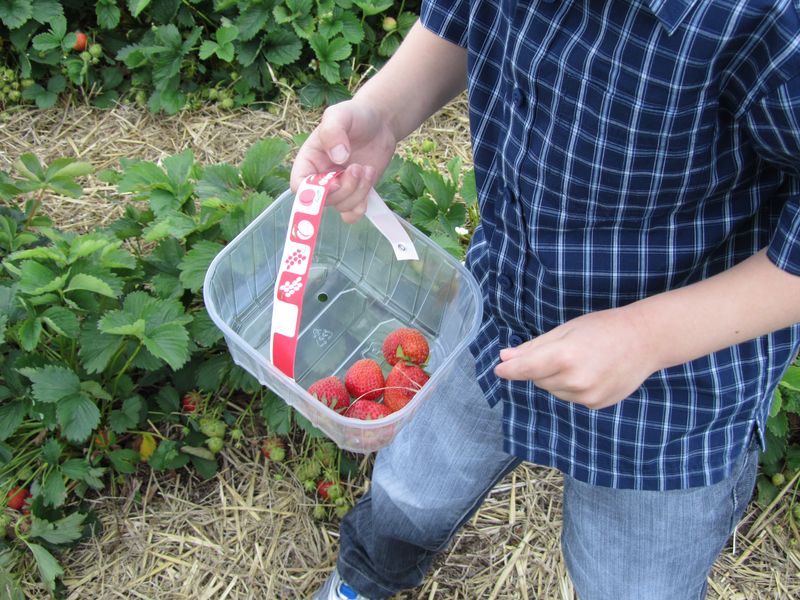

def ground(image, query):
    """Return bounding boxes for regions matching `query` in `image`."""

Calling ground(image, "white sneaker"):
[312,569,373,600]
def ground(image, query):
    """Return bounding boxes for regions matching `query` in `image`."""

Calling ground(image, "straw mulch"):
[1,96,798,599]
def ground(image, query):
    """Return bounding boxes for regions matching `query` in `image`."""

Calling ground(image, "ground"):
[1,96,798,599]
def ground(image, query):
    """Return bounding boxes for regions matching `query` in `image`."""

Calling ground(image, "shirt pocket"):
[537,69,717,221]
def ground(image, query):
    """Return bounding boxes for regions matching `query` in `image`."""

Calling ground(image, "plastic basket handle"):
[269,172,419,379]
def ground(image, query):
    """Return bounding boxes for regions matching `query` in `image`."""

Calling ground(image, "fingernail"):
[330,144,348,164]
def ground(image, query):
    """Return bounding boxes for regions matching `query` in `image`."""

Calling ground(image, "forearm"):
[632,248,800,370]
[353,20,467,141]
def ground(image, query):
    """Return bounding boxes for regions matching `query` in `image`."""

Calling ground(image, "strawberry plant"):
[0,1,422,113]
[0,138,295,595]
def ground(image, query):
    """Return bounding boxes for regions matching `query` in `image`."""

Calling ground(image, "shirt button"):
[511,88,525,109]
[497,274,512,288]
[509,334,524,347]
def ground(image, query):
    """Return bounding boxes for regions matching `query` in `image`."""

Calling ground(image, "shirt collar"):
[644,0,701,35]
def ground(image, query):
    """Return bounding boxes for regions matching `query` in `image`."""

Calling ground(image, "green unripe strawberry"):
[80,51,91,62]
[334,504,350,519]
[220,97,234,110]
[21,79,34,89]
[772,472,786,487]
[206,436,224,453]
[313,505,327,520]
[199,417,226,439]
[89,44,103,58]
[793,504,800,522]
[420,140,436,154]
[382,17,397,32]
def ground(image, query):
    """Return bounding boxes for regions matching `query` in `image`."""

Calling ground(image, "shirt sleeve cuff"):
[420,0,470,48]
[767,199,800,276]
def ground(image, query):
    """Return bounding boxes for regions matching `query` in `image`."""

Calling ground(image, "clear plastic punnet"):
[203,188,483,453]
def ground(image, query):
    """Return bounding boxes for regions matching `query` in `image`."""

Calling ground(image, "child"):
[292,1,800,597]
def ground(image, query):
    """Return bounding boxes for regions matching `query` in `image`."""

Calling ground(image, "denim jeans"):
[336,352,760,599]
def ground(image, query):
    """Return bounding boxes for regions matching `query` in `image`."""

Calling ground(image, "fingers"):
[494,341,562,381]
[318,104,354,165]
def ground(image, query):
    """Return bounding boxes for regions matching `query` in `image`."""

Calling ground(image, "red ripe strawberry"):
[382,328,429,366]
[308,376,350,412]
[316,479,341,500]
[384,362,430,412]
[73,31,88,52]
[344,359,385,401]
[182,391,201,413]
[344,399,391,420]
[6,486,31,511]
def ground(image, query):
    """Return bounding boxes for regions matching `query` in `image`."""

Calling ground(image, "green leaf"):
[18,365,81,403]
[233,2,269,40]
[339,12,364,44]
[421,171,456,210]
[178,240,223,292]
[18,315,43,351]
[352,0,393,15]
[108,448,140,473]
[16,153,46,181]
[148,439,189,471]
[40,306,80,338]
[0,401,26,441]
[189,309,223,347]
[142,322,190,370]
[780,365,800,392]
[57,393,101,442]
[766,410,789,439]
[241,138,290,190]
[264,29,302,65]
[142,212,197,242]
[78,323,123,374]
[60,458,89,481]
[42,438,61,464]
[100,314,146,338]
[30,512,86,544]
[96,0,121,29]
[17,260,68,295]
[0,0,33,29]
[41,468,67,507]
[65,273,117,298]
[198,40,220,60]
[196,163,243,203]
[128,0,152,18]
[109,396,145,433]
[27,543,63,592]
[46,158,93,181]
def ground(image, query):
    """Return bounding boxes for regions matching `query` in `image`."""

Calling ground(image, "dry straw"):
[1,94,797,599]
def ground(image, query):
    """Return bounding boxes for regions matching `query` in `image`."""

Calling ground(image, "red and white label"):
[270,172,339,378]
[269,172,419,379]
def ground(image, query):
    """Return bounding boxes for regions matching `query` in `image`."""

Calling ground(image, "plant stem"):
[112,341,143,397]
[23,187,46,230]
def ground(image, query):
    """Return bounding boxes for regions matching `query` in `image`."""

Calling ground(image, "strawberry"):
[261,437,286,462]
[382,328,429,366]
[384,362,430,412]
[344,399,391,420]
[316,480,341,500]
[344,359,385,401]
[6,487,30,511]
[182,391,201,413]
[308,376,350,412]
[73,31,88,52]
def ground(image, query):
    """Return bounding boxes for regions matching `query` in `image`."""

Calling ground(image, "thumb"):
[317,104,354,165]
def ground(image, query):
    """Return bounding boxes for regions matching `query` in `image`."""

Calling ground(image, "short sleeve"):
[744,72,800,275]
[420,0,471,48]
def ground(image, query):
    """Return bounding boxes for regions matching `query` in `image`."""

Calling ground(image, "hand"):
[290,99,398,223]
[494,306,660,410]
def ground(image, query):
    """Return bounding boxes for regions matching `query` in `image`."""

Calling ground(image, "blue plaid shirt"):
[421,0,800,489]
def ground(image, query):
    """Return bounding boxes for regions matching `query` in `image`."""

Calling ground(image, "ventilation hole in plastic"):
[317,293,328,303]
